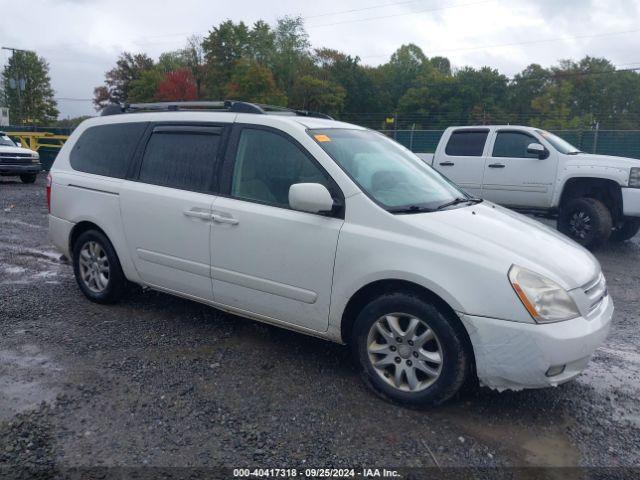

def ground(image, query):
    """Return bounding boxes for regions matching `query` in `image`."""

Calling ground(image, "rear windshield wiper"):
[436,197,482,210]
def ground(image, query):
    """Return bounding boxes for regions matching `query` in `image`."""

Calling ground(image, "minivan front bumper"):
[459,294,613,391]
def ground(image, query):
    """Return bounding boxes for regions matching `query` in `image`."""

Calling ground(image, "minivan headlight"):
[508,265,580,323]
[629,167,640,188]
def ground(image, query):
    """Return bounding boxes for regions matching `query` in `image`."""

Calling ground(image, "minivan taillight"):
[46,173,52,213]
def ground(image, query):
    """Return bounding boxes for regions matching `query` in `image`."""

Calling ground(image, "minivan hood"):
[400,202,599,290]
[565,153,640,170]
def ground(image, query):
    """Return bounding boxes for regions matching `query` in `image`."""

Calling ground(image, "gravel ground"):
[1,176,639,476]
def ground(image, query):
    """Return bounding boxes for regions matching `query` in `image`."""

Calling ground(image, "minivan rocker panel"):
[48,105,613,406]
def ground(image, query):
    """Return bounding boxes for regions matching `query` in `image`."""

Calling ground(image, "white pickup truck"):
[417,125,640,247]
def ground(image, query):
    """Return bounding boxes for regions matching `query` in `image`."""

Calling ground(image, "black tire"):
[610,218,640,242]
[558,197,612,247]
[20,173,37,183]
[351,292,471,407]
[72,230,126,304]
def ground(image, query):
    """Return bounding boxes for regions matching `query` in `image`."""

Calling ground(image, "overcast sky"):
[1,0,639,118]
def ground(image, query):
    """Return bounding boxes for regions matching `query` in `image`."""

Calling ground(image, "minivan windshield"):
[310,129,471,212]
[0,135,16,147]
[536,130,581,154]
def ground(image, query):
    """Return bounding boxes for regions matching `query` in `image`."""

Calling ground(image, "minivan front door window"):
[231,128,334,209]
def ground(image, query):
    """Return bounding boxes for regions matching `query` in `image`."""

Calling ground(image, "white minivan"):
[48,101,613,406]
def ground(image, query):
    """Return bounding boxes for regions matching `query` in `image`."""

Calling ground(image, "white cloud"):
[1,0,638,118]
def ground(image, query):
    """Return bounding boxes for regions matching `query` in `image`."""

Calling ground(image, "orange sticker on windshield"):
[314,134,331,142]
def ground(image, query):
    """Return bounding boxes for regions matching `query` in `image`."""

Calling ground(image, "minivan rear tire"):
[72,230,126,304]
[351,292,470,407]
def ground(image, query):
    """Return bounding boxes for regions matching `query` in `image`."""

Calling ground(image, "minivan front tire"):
[72,230,126,304]
[352,292,470,407]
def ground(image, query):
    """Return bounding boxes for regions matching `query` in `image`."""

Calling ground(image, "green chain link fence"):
[5,124,640,171]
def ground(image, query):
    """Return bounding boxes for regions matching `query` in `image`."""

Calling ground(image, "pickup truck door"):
[482,130,558,208]
[432,129,489,197]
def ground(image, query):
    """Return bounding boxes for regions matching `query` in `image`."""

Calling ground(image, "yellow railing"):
[6,132,69,151]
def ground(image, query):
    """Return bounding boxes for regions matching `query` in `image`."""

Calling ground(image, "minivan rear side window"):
[444,130,489,157]
[138,126,222,193]
[70,123,147,178]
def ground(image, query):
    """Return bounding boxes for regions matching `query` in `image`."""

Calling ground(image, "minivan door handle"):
[439,161,455,166]
[488,163,506,168]
[183,209,213,220]
[211,213,239,225]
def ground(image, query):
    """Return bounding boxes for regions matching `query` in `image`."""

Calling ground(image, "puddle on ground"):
[443,404,581,468]
[578,347,640,427]
[1,219,46,230]
[0,344,61,421]
[0,241,70,286]
[4,266,26,275]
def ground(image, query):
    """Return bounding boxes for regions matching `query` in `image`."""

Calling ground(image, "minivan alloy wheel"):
[78,241,110,293]
[367,313,443,392]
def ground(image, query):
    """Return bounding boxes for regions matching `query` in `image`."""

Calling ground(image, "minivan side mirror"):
[527,142,547,159]
[16,141,22,148]
[289,183,334,214]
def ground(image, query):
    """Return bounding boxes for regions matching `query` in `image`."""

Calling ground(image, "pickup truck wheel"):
[558,198,612,247]
[72,230,126,304]
[610,218,640,242]
[20,173,37,183]
[351,293,470,407]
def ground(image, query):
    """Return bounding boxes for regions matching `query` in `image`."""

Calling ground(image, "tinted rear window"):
[70,123,147,178]
[138,129,222,192]
[445,130,488,157]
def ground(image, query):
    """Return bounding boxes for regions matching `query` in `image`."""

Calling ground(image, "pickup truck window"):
[444,130,488,157]
[0,135,16,147]
[310,128,465,212]
[536,130,581,154]
[492,131,539,158]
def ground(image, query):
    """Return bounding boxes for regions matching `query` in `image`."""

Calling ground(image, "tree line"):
[3,16,640,129]
[93,17,640,130]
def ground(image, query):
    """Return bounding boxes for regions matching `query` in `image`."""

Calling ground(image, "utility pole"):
[593,121,600,154]
[2,46,32,125]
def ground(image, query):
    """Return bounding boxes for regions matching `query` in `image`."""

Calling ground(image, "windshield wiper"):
[388,205,434,214]
[567,150,583,155]
[436,197,482,210]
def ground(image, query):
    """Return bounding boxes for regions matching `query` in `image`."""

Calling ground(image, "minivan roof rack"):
[101,100,333,120]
